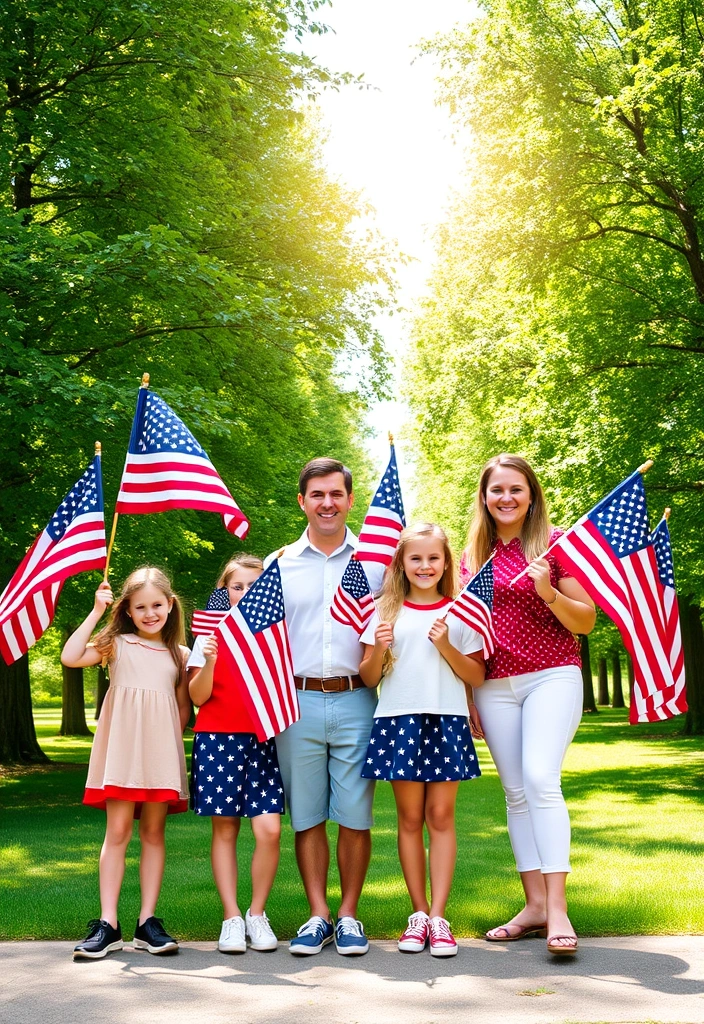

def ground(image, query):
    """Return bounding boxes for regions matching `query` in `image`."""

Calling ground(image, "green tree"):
[0,0,395,760]
[407,0,703,729]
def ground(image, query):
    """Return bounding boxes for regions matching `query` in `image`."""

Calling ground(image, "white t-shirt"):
[361,598,484,719]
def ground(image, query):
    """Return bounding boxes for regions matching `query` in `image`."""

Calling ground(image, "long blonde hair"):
[465,454,551,572]
[93,566,185,673]
[217,553,263,587]
[376,523,457,676]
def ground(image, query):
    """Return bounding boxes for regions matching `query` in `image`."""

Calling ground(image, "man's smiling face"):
[298,471,354,542]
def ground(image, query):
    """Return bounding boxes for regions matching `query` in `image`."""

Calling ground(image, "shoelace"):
[337,917,363,936]
[297,916,328,937]
[223,918,243,941]
[403,913,429,938]
[248,913,273,940]
[430,918,454,942]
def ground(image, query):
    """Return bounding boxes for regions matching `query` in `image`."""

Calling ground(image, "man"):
[267,457,376,956]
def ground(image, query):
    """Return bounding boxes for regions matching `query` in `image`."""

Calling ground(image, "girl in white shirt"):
[359,523,486,957]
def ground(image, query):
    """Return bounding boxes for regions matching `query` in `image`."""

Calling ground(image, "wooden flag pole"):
[388,431,394,446]
[103,372,150,581]
[509,460,655,586]
[664,507,671,520]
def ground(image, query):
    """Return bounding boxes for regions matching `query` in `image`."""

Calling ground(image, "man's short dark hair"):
[299,458,353,497]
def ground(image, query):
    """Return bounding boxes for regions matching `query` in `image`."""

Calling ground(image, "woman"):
[463,454,595,956]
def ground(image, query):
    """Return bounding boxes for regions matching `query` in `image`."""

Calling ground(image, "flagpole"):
[509,459,655,586]
[103,372,150,581]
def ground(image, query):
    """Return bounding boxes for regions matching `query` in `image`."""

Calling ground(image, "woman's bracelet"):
[544,589,559,605]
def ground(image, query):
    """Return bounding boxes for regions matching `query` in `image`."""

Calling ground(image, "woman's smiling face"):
[484,465,532,532]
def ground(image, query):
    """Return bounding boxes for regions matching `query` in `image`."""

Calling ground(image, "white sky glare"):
[299,0,478,493]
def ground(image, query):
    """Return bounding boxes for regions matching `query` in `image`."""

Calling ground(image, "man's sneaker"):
[398,911,430,953]
[429,916,458,957]
[73,919,123,961]
[218,916,246,953]
[245,909,277,951]
[289,916,334,956]
[133,916,179,955]
[334,917,369,956]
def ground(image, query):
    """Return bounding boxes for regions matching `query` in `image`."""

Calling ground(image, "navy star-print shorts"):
[360,714,481,783]
[191,731,285,817]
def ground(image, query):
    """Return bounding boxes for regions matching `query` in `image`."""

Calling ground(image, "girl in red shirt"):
[188,554,283,954]
[462,455,595,956]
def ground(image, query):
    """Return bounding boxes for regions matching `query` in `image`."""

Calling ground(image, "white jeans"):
[474,665,582,874]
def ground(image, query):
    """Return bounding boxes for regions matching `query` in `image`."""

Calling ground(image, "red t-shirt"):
[482,530,582,679]
[193,654,257,734]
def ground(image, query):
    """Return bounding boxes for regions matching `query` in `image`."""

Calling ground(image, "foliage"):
[0,0,396,640]
[408,0,704,597]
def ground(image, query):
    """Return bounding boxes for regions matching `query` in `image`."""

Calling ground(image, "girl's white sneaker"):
[218,916,246,953]
[245,909,278,951]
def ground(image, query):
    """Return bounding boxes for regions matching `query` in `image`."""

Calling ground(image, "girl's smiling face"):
[484,465,532,534]
[128,583,173,639]
[402,534,446,600]
[225,565,261,607]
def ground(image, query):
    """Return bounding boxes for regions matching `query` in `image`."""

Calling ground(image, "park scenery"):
[1,0,703,961]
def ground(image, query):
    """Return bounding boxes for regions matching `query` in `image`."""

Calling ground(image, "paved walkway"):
[2,936,702,1024]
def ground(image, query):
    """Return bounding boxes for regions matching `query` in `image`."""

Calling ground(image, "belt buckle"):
[320,676,342,693]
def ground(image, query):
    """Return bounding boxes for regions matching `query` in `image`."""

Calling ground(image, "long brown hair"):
[465,454,551,572]
[376,522,457,676]
[93,566,185,674]
[217,553,263,587]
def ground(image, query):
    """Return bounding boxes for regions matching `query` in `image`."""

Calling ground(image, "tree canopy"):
[0,0,397,759]
[406,0,704,729]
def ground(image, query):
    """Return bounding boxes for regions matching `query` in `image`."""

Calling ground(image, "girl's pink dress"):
[84,634,189,818]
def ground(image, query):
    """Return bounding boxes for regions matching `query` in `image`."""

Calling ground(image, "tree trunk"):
[0,654,49,764]
[627,655,635,709]
[580,635,597,713]
[59,661,91,736]
[95,665,109,720]
[681,595,704,736]
[611,652,625,709]
[597,657,610,705]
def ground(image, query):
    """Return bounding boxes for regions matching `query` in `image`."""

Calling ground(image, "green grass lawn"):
[1,708,702,940]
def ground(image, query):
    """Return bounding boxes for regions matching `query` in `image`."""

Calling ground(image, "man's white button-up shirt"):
[265,527,360,678]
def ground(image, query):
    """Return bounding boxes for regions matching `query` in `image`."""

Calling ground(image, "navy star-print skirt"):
[360,714,481,783]
[191,731,285,817]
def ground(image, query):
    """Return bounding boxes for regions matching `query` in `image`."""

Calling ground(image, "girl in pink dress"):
[61,567,191,961]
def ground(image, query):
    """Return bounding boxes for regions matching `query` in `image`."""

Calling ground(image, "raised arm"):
[60,583,113,668]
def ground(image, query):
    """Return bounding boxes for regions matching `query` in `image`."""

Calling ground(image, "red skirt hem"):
[83,786,188,818]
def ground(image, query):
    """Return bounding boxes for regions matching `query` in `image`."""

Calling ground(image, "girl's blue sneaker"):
[289,916,334,955]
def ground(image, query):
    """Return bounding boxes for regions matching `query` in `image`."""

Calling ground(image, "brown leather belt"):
[294,675,364,693]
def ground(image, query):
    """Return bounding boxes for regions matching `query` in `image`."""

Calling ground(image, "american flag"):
[356,444,406,572]
[330,557,375,634]
[0,456,107,665]
[646,517,687,721]
[214,560,299,741]
[191,586,231,637]
[115,387,249,538]
[446,557,496,659]
[549,471,684,723]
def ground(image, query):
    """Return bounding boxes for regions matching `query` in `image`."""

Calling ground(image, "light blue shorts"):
[275,686,377,832]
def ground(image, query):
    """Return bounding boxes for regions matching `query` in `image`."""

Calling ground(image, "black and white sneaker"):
[133,916,179,955]
[73,919,123,961]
